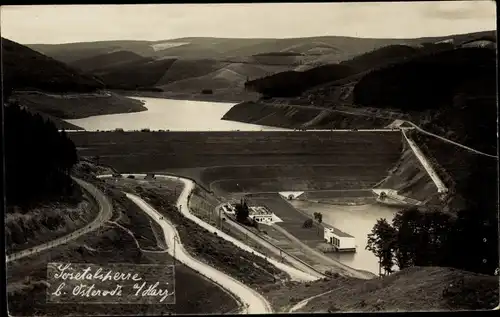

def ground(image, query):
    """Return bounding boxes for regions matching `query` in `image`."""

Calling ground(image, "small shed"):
[324,225,356,252]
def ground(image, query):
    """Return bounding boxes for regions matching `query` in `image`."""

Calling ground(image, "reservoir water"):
[289,200,400,275]
[66,97,285,131]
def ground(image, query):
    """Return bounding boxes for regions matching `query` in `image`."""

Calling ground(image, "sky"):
[1,1,496,44]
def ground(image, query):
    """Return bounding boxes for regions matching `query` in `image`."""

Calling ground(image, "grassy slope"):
[5,185,95,255]
[69,50,146,73]
[377,142,437,202]
[3,38,147,120]
[297,266,498,312]
[11,91,147,119]
[28,40,156,64]
[222,101,392,129]
[93,58,177,90]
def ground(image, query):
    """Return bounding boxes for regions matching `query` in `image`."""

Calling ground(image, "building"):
[248,206,274,224]
[220,204,236,215]
[324,225,356,252]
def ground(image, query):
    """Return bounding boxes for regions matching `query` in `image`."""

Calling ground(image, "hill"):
[352,47,496,153]
[2,87,96,255]
[69,50,146,73]
[292,267,498,312]
[245,64,356,97]
[92,57,177,90]
[2,38,147,120]
[225,41,496,153]
[26,31,492,102]
[1,37,104,94]
[28,40,156,64]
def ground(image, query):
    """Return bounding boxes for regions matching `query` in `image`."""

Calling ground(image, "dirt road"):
[6,177,113,263]
[125,192,273,314]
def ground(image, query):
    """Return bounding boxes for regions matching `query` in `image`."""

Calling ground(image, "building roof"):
[324,224,354,238]
[249,206,272,215]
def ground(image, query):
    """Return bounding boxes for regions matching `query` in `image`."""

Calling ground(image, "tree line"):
[367,203,498,276]
[244,64,355,98]
[4,99,79,207]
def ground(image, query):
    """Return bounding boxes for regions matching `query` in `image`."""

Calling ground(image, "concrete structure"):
[324,225,356,252]
[278,191,305,200]
[372,189,423,207]
[401,129,448,195]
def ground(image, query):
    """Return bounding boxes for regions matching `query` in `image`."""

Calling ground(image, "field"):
[69,131,402,196]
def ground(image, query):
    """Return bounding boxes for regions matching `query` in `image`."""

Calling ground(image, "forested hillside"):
[4,99,79,206]
[244,64,355,97]
[1,37,104,94]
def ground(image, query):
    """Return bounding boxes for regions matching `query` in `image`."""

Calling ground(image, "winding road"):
[6,177,113,263]
[103,173,319,282]
[125,192,273,314]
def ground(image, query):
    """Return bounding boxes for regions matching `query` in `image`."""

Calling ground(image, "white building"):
[248,206,274,224]
[324,225,356,252]
[249,213,274,224]
[220,204,236,215]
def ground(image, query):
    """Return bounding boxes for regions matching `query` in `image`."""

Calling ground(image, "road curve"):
[125,192,273,314]
[98,173,319,282]
[6,177,113,263]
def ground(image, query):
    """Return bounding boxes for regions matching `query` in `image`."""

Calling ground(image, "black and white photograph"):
[1,1,499,315]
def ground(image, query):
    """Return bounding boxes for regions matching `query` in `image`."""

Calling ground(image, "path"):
[288,286,346,312]
[125,192,272,314]
[106,220,167,254]
[6,177,113,263]
[274,102,497,159]
[402,122,497,158]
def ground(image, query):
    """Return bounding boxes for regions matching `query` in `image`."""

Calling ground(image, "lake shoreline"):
[65,97,283,132]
